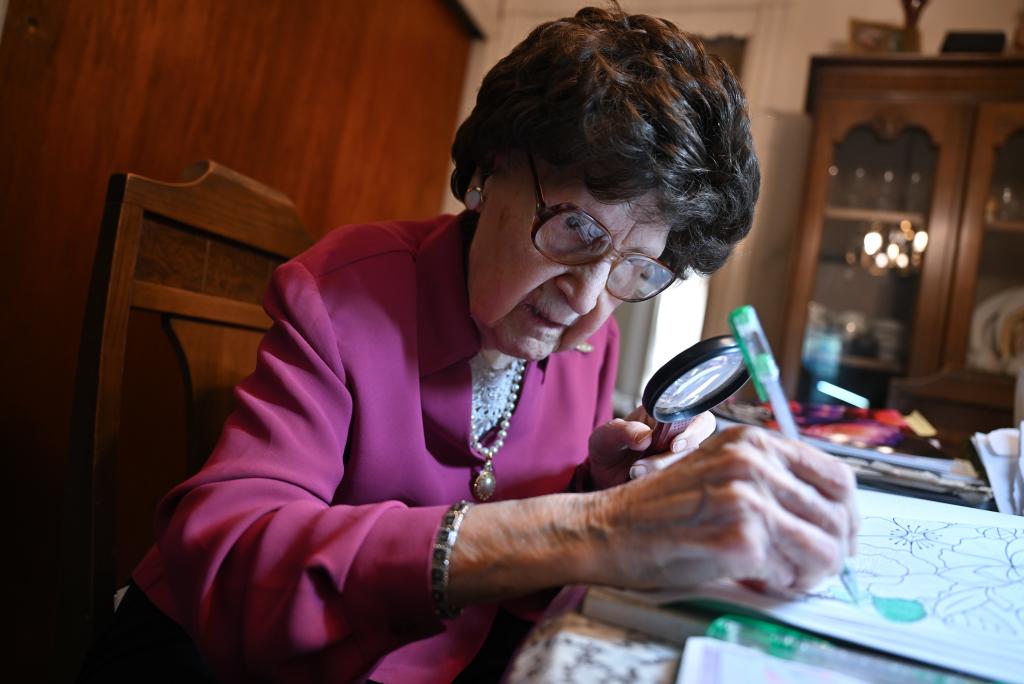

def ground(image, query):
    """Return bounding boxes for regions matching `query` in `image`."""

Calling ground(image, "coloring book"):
[601,490,1024,682]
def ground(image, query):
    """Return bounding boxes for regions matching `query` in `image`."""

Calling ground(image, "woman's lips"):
[524,302,570,329]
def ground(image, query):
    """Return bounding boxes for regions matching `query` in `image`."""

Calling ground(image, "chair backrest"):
[58,161,313,675]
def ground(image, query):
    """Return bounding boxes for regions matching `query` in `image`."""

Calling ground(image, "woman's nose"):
[557,260,611,315]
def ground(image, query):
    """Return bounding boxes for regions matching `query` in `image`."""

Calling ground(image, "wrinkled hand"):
[586,407,716,490]
[587,425,858,593]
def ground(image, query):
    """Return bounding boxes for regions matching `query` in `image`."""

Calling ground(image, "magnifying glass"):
[641,335,750,455]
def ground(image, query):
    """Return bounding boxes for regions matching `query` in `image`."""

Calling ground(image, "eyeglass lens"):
[533,210,674,301]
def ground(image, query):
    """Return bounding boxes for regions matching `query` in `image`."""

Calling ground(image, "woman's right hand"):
[583,425,858,593]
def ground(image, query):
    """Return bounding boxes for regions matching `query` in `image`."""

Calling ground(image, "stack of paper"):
[678,638,872,684]
[713,414,991,503]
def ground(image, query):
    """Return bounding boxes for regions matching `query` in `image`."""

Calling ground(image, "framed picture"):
[849,19,915,53]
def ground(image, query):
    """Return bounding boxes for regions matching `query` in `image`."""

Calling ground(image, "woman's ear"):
[464,149,514,210]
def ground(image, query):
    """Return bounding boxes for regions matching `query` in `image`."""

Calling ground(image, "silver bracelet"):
[431,500,473,619]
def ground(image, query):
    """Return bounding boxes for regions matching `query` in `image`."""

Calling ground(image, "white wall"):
[764,1,1023,113]
[451,0,1022,408]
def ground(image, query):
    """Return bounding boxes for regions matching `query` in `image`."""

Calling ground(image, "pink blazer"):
[134,213,619,682]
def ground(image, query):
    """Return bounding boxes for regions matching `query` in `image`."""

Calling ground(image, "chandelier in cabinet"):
[850,219,929,274]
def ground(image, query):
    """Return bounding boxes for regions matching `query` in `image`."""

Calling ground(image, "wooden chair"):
[57,162,313,677]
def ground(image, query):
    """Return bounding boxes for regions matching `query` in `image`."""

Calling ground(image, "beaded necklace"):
[468,354,526,501]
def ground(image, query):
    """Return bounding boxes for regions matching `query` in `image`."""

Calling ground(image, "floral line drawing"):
[812,517,1024,636]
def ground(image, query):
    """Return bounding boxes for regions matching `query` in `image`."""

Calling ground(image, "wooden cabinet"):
[946,103,1024,370]
[782,56,1024,441]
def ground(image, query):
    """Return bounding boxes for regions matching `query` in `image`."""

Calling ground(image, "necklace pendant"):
[472,467,497,501]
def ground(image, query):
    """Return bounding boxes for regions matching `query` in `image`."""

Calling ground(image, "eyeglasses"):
[526,152,676,303]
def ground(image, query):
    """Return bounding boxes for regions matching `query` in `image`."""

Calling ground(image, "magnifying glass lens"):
[653,350,745,420]
[642,336,749,455]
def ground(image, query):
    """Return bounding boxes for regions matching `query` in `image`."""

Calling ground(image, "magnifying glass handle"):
[645,417,695,456]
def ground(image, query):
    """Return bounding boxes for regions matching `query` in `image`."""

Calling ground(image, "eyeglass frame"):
[525,151,677,303]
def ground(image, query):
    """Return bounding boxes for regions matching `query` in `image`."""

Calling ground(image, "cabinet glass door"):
[798,125,938,407]
[949,104,1024,377]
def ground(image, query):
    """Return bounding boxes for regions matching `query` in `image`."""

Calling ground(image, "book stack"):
[713,401,992,506]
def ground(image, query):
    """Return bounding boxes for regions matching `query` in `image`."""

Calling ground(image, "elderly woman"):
[85,5,857,683]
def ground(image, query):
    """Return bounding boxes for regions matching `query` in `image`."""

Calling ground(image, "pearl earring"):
[464,186,484,211]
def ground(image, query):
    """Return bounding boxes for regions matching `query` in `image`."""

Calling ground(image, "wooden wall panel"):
[0,0,471,676]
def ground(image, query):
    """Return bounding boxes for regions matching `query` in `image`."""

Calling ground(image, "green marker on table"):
[727,305,860,604]
[707,615,982,683]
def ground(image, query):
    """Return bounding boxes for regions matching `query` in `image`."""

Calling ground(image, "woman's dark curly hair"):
[450,4,759,277]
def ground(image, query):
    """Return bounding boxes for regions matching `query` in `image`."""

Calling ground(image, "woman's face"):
[466,154,670,361]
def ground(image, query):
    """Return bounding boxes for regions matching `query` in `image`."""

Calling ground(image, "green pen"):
[727,305,860,604]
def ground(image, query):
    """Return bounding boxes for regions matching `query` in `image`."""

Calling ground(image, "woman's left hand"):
[586,407,717,490]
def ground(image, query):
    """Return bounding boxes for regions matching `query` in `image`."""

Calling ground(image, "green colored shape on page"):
[872,595,927,622]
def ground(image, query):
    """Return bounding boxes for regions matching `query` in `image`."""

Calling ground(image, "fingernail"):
[671,435,688,452]
[629,462,649,479]
[634,429,651,445]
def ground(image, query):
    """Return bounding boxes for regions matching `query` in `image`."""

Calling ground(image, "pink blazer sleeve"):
[153,261,446,682]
